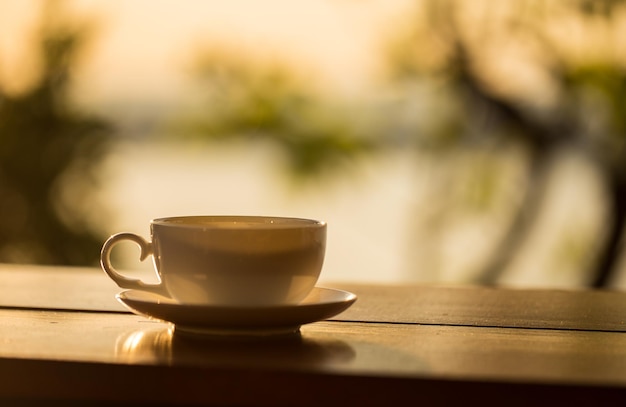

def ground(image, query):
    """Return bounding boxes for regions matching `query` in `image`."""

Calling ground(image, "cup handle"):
[100,233,169,296]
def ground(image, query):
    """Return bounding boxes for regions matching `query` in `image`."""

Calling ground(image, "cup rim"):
[151,215,326,229]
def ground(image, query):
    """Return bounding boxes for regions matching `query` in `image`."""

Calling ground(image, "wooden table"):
[1,263,626,406]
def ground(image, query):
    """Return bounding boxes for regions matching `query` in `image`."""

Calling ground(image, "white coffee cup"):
[100,216,326,306]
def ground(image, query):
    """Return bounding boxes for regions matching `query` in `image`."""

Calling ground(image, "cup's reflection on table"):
[114,325,357,368]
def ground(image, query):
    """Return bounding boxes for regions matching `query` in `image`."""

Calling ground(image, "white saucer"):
[116,287,357,337]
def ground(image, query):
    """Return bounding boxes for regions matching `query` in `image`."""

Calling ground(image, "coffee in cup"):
[100,216,326,306]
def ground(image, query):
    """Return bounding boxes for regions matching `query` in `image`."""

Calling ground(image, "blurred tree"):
[0,4,112,265]
[181,0,626,287]
[383,0,626,286]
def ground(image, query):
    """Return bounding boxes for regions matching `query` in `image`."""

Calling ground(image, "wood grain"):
[3,264,626,332]
[337,282,626,331]
[1,309,626,386]
[1,309,626,405]
[2,264,626,405]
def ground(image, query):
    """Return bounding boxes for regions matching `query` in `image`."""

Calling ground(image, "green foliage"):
[0,7,112,265]
[178,50,377,178]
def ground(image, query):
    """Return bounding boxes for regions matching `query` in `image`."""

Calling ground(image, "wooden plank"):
[3,264,626,332]
[0,264,125,312]
[1,309,626,389]
[337,282,626,332]
[1,357,623,407]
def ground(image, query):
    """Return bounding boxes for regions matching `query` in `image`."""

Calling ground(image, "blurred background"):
[1,0,625,288]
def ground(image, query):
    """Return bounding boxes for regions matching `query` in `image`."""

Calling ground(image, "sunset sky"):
[0,0,412,109]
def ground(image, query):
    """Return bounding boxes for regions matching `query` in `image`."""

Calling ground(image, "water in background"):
[94,139,626,288]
